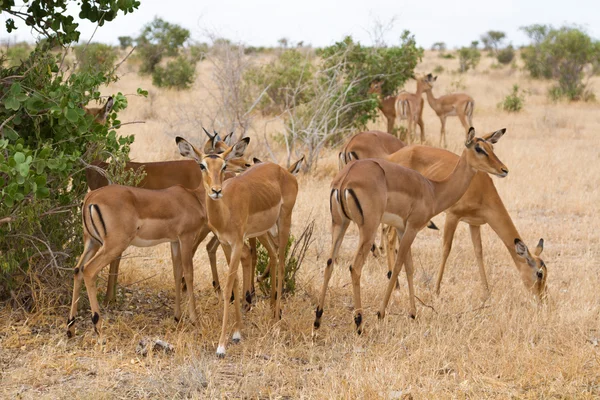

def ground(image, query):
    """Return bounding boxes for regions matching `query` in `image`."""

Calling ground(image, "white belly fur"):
[382,212,406,230]
[130,237,171,247]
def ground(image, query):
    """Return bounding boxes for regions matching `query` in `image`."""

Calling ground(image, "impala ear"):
[176,137,202,161]
[223,132,235,146]
[223,137,250,161]
[288,155,305,175]
[104,97,114,115]
[465,127,476,147]
[514,238,536,268]
[483,128,506,144]
[534,238,544,256]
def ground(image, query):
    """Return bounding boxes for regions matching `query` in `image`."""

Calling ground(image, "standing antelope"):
[67,137,249,339]
[385,145,547,300]
[83,96,114,124]
[314,127,509,334]
[338,130,405,170]
[177,137,299,357]
[368,80,425,142]
[420,73,474,147]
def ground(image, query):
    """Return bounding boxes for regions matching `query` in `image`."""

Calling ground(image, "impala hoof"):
[216,346,226,358]
[377,311,384,320]
[232,331,241,344]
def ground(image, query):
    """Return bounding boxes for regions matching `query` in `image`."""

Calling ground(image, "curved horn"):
[202,127,215,140]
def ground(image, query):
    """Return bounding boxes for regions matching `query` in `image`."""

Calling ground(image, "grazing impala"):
[314,127,510,334]
[85,129,241,304]
[177,136,299,357]
[385,144,547,300]
[368,80,425,142]
[420,74,474,147]
[83,96,114,124]
[66,139,250,339]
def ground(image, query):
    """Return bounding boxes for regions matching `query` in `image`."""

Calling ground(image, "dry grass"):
[2,51,600,399]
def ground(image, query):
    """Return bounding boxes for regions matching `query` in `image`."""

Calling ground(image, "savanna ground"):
[1,51,600,399]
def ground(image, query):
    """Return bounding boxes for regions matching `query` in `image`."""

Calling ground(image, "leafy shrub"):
[498,84,526,112]
[433,65,444,74]
[431,42,446,51]
[118,36,133,49]
[136,17,190,75]
[1,42,32,67]
[481,31,506,54]
[497,45,515,65]
[244,49,315,114]
[152,56,197,89]
[458,45,481,72]
[74,43,118,75]
[439,52,455,59]
[521,24,600,101]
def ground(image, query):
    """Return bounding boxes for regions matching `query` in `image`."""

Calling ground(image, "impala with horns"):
[67,135,249,339]
[85,128,238,304]
[314,127,509,334]
[177,136,299,358]
[420,74,474,147]
[384,144,547,300]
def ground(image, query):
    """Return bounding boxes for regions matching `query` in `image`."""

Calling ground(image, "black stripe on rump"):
[346,188,364,222]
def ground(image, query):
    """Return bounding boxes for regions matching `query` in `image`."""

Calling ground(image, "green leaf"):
[32,160,46,174]
[13,152,25,164]
[3,195,14,208]
[137,88,149,97]
[10,82,22,95]
[5,97,20,110]
[35,175,47,186]
[36,187,50,198]
[17,163,29,177]
[65,108,79,123]
[3,127,19,140]
[16,174,25,184]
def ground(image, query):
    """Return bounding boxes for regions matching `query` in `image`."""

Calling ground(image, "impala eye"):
[475,146,487,156]
[199,162,206,171]
[221,163,227,171]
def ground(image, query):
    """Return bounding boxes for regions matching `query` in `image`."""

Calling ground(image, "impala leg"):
[378,227,417,320]
[248,237,257,296]
[240,243,253,311]
[386,116,395,135]
[256,234,277,311]
[80,245,125,337]
[457,111,470,134]
[374,224,386,257]
[67,238,100,338]
[180,236,199,325]
[404,245,417,318]
[217,242,242,357]
[314,219,350,329]
[170,241,183,322]
[275,212,293,320]
[440,115,447,148]
[104,256,122,305]
[232,275,243,343]
[385,226,401,290]
[436,215,460,295]
[350,222,379,335]
[206,235,221,294]
[469,224,490,299]
[418,116,425,143]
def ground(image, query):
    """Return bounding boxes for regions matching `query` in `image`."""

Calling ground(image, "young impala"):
[177,136,299,357]
[314,127,510,334]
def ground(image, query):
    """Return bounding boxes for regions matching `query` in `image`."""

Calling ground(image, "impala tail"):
[330,183,365,226]
[465,100,475,118]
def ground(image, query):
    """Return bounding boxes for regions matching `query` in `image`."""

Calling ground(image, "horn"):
[202,127,214,140]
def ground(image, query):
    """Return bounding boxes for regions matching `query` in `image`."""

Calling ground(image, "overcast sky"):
[1,0,599,49]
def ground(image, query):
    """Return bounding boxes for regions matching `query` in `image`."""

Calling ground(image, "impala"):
[368,80,425,142]
[83,96,113,124]
[385,144,547,300]
[85,129,240,304]
[66,139,250,339]
[177,136,298,357]
[314,127,509,334]
[420,74,475,147]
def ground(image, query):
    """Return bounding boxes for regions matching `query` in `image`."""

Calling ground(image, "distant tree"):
[431,42,447,51]
[118,36,134,49]
[481,31,506,54]
[521,24,600,101]
[278,38,289,48]
[136,17,190,75]
[458,44,481,73]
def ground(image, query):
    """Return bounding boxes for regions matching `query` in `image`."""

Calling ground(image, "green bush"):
[1,42,32,67]
[74,43,118,75]
[152,56,197,89]
[439,52,455,59]
[521,25,600,101]
[244,49,315,114]
[136,17,190,75]
[497,45,515,65]
[118,36,133,49]
[498,84,526,112]
[458,45,481,73]
[433,65,444,74]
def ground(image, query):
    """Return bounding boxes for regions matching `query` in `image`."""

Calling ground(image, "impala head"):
[514,238,548,301]
[417,73,437,91]
[202,127,236,155]
[84,96,114,124]
[368,80,384,95]
[177,136,250,200]
[464,127,509,178]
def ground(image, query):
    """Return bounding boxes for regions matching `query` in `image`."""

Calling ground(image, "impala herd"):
[69,73,547,357]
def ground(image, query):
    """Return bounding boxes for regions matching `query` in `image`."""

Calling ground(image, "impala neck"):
[204,194,229,233]
[483,190,531,278]
[431,149,476,215]
[424,88,439,110]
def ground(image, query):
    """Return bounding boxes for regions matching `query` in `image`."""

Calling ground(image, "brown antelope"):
[66,139,251,339]
[177,137,298,357]
[420,74,475,147]
[85,129,239,304]
[83,97,114,124]
[385,144,547,300]
[314,127,509,334]
[368,81,425,142]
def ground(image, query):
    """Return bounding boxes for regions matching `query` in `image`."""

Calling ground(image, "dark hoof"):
[66,330,73,339]
[357,329,362,335]
[232,338,241,344]
[313,320,321,329]
[376,311,383,320]
[216,352,225,359]
[174,316,180,323]
[410,313,416,320]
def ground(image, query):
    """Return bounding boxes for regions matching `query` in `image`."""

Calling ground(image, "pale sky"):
[1,0,599,49]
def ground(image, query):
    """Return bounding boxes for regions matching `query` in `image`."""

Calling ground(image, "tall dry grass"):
[1,51,600,398]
